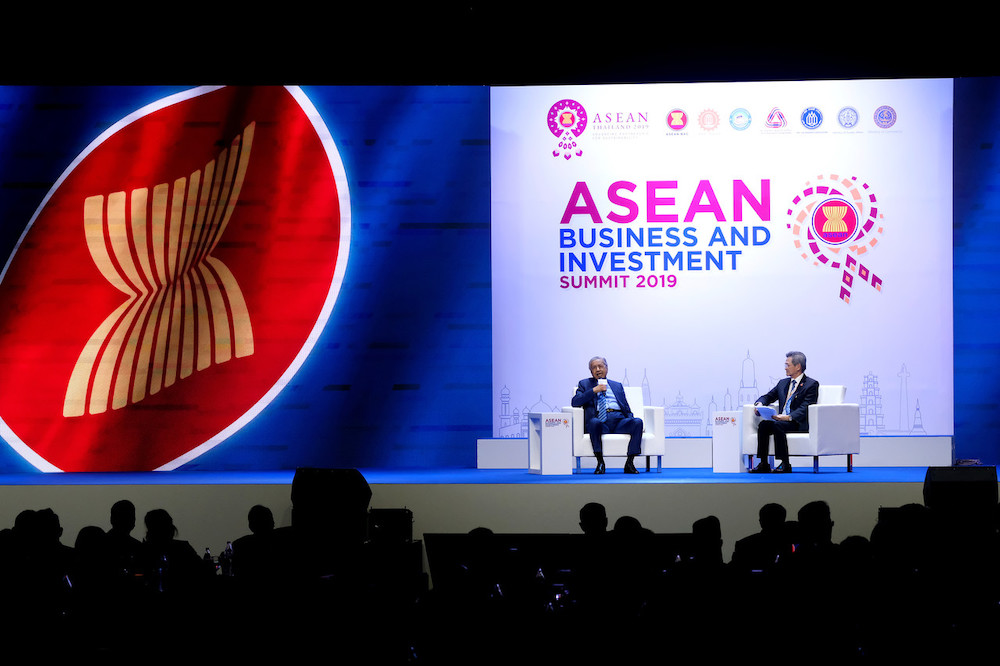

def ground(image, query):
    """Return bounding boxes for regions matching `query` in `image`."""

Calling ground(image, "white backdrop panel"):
[491,79,953,440]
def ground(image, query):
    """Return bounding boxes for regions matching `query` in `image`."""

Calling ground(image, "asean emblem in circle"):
[786,174,884,304]
[547,99,588,160]
[666,109,688,130]
[811,198,859,245]
[0,86,351,471]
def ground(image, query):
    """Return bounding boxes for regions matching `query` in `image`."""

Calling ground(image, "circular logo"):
[785,174,886,303]
[729,108,751,130]
[874,105,897,128]
[548,99,588,160]
[0,86,351,471]
[838,106,860,129]
[666,109,688,130]
[698,109,719,131]
[801,107,823,129]
[811,197,860,245]
[764,107,787,128]
[548,100,587,136]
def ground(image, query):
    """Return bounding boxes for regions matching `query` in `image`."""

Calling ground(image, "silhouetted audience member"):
[284,468,372,582]
[774,501,856,656]
[870,503,931,577]
[607,515,656,615]
[785,500,839,573]
[71,525,111,593]
[1,508,75,624]
[673,514,729,596]
[139,509,208,593]
[731,502,792,573]
[689,515,724,568]
[231,504,277,581]
[573,503,613,615]
[30,508,75,591]
[106,499,142,583]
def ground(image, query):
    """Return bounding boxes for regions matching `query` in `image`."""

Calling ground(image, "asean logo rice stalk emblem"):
[785,174,884,303]
[666,109,688,131]
[0,86,351,471]
[548,99,587,160]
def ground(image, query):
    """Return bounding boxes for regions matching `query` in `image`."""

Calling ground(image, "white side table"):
[527,412,573,475]
[711,410,746,473]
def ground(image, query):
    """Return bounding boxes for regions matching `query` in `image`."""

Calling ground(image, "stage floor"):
[0,466,928,486]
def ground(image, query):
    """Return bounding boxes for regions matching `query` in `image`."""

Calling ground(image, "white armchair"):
[564,386,665,472]
[742,384,860,472]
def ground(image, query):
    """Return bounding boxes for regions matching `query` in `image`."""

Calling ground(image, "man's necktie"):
[784,380,797,415]
[598,390,607,421]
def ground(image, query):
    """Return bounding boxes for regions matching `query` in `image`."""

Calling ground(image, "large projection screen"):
[491,79,953,441]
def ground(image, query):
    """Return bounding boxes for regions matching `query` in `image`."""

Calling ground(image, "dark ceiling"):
[2,7,992,85]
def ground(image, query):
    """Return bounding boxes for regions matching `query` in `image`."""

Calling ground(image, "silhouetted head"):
[579,502,608,535]
[613,515,643,534]
[692,515,723,563]
[13,509,37,537]
[144,509,178,544]
[35,508,64,543]
[693,515,722,542]
[75,525,107,552]
[248,505,275,534]
[110,500,136,534]
[798,500,834,546]
[759,503,787,532]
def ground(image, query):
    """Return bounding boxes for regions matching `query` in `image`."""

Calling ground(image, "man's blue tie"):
[598,389,607,421]
[784,379,797,415]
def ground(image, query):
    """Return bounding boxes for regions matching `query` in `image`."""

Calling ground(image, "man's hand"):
[773,414,791,422]
[593,384,608,394]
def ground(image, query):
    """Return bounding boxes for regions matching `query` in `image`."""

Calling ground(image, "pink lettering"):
[646,181,678,224]
[607,181,639,223]
[560,181,603,224]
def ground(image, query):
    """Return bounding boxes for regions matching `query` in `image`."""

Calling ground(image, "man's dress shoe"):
[749,463,771,474]
[594,461,606,474]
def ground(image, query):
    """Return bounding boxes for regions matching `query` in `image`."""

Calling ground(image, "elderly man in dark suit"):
[571,356,643,474]
[750,351,819,474]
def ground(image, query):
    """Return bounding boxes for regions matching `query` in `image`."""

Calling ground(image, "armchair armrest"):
[808,403,861,455]
[643,405,664,440]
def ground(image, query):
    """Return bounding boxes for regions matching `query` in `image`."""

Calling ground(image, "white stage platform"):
[478,435,954,470]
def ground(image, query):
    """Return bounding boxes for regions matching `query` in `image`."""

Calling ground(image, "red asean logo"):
[0,86,351,471]
[811,198,860,246]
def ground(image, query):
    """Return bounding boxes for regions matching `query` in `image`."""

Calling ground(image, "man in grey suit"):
[571,356,643,474]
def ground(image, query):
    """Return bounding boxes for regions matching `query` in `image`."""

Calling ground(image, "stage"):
[0,465,940,567]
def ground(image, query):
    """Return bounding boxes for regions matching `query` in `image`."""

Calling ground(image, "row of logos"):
[548,99,898,158]
[662,104,898,132]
